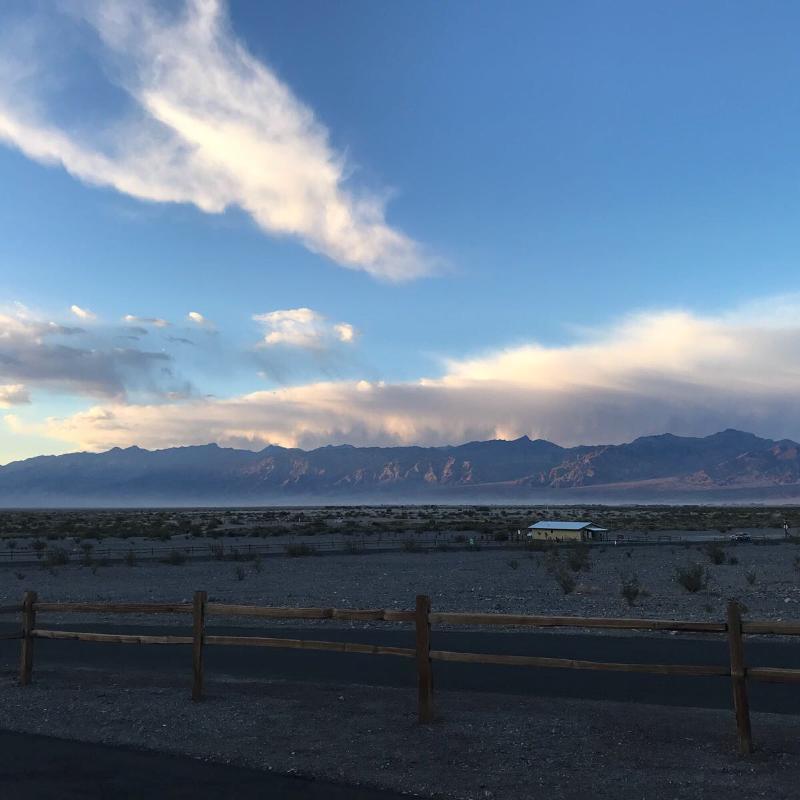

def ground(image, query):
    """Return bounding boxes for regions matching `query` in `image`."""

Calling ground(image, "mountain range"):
[3,429,800,506]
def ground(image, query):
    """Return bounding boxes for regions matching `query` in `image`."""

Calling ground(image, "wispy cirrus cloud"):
[123,314,170,328]
[30,295,800,452]
[0,0,432,281]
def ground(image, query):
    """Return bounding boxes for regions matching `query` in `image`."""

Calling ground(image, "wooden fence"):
[2,593,800,755]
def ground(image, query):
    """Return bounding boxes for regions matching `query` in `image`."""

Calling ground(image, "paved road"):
[2,623,799,714]
[0,730,408,799]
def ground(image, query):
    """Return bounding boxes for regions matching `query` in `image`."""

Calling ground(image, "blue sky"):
[2,0,800,463]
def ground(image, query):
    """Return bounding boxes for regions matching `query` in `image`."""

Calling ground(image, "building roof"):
[528,520,608,531]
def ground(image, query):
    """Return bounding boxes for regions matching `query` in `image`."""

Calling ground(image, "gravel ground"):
[1,666,799,799]
[2,544,800,627]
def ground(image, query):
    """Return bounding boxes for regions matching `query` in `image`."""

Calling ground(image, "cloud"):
[333,322,356,343]
[187,311,210,327]
[0,307,178,399]
[253,308,358,349]
[70,304,96,321]
[0,384,30,407]
[33,296,800,452]
[0,0,432,281]
[123,315,170,328]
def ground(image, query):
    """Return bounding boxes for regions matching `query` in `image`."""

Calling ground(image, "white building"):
[527,520,608,542]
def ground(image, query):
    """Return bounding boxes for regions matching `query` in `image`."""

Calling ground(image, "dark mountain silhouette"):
[2,429,800,505]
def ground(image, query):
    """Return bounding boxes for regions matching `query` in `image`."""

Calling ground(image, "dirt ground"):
[1,666,799,800]
[2,504,799,543]
[2,544,799,627]
[2,523,800,799]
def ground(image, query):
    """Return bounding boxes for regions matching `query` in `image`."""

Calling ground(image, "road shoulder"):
[2,667,799,799]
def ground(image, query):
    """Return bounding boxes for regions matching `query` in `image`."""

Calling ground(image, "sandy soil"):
[1,666,799,799]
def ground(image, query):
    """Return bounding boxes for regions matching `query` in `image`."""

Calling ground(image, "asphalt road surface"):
[2,623,800,714]
[0,730,408,800]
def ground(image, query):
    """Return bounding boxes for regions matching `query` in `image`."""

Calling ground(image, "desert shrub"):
[508,559,519,570]
[162,549,186,566]
[124,549,136,567]
[453,534,467,543]
[31,540,46,559]
[703,542,726,565]
[745,569,757,585]
[436,542,451,552]
[345,540,365,554]
[466,540,482,552]
[525,539,544,552]
[14,571,25,581]
[620,573,641,607]
[543,547,561,571]
[252,554,263,573]
[727,555,739,565]
[402,538,421,553]
[553,565,576,595]
[286,543,315,557]
[675,563,709,593]
[566,544,591,572]
[234,565,246,581]
[493,532,509,542]
[43,546,69,568]
[7,540,16,549]
[80,543,94,567]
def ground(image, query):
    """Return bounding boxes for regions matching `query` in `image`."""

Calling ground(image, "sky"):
[2,0,800,464]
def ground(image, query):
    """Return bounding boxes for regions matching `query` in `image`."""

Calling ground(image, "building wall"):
[529,528,585,542]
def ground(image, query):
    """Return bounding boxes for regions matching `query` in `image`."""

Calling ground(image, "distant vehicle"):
[729,533,751,543]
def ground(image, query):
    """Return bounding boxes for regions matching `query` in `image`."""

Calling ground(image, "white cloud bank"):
[0,0,431,281]
[28,298,800,452]
[253,308,357,349]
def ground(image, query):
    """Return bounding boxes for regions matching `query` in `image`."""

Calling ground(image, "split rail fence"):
[2,592,800,755]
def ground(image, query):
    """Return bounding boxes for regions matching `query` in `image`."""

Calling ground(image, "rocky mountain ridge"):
[2,429,800,505]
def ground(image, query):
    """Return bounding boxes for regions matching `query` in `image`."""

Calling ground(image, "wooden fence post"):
[19,590,37,686]
[192,590,207,701]
[727,599,752,754]
[415,594,433,723]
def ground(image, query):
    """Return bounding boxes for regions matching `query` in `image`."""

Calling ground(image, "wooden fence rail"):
[3,592,800,754]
